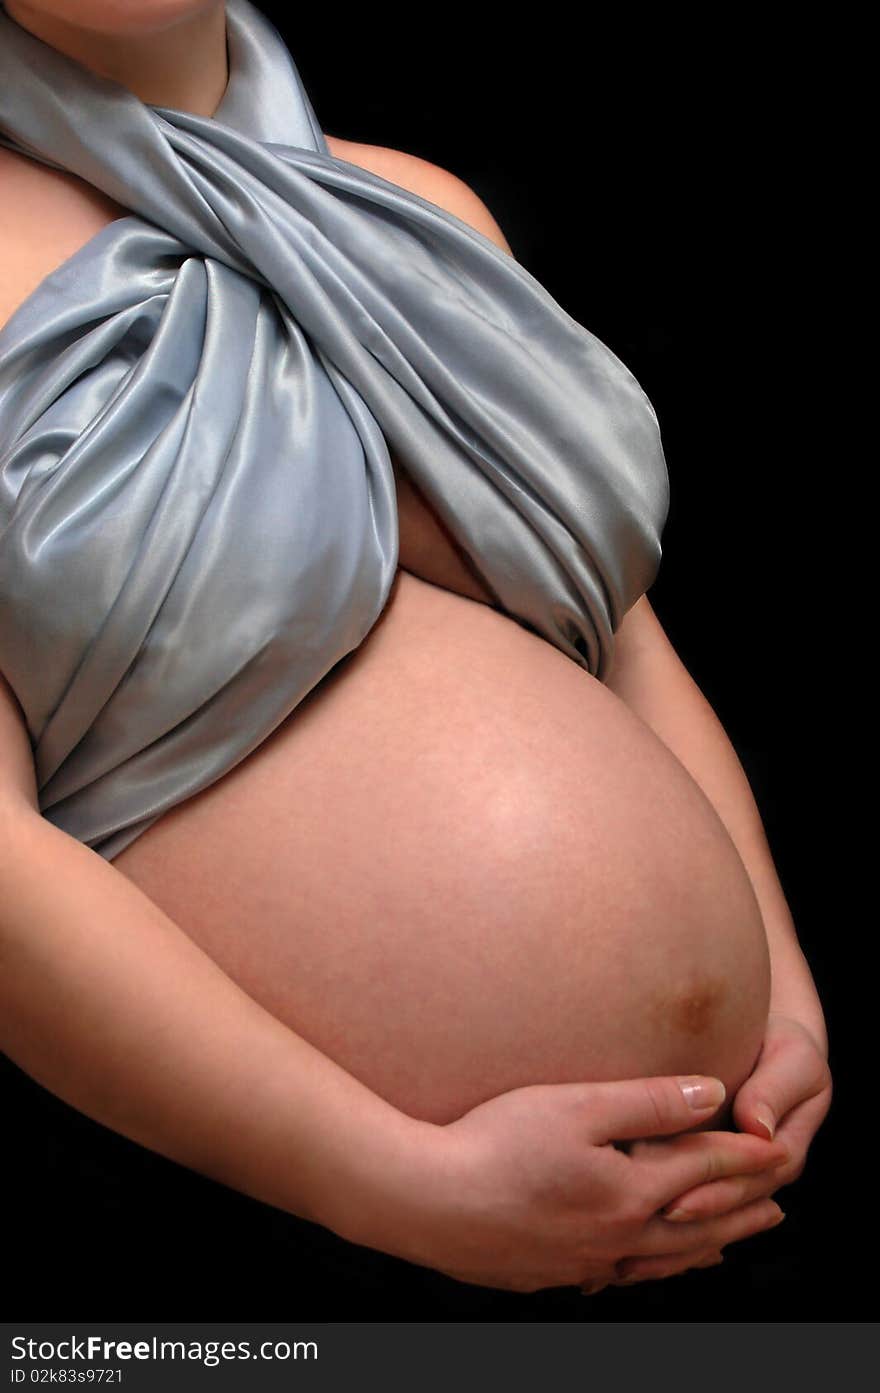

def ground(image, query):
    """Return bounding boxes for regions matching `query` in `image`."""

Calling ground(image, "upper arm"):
[324,136,515,256]
[605,593,692,701]
[0,671,38,811]
[614,594,663,657]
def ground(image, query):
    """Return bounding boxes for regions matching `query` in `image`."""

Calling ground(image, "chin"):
[5,1,222,37]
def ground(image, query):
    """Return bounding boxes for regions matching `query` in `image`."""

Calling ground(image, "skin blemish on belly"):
[652,976,728,1037]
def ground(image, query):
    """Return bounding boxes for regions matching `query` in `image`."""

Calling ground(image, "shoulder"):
[323,135,514,256]
[0,143,124,225]
[0,145,129,331]
[0,143,81,213]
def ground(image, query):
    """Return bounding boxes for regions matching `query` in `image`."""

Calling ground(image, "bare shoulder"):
[0,144,124,232]
[0,145,125,331]
[323,134,514,256]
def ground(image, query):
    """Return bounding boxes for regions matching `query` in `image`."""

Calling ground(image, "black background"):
[4,5,863,1321]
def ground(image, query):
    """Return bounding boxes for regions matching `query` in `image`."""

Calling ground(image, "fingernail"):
[754,1105,776,1140]
[768,1207,786,1227]
[579,1281,605,1296]
[664,1207,696,1222]
[616,1274,641,1285]
[679,1077,726,1110]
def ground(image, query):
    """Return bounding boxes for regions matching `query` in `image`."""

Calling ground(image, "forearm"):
[604,597,826,1055]
[0,804,436,1250]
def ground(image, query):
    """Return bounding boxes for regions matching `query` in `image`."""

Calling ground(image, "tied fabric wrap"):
[0,0,670,861]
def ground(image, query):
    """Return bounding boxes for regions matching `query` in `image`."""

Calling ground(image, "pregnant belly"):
[113,569,771,1125]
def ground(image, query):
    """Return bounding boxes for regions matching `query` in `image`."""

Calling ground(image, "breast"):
[112,567,771,1125]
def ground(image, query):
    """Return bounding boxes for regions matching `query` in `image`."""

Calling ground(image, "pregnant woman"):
[0,0,831,1300]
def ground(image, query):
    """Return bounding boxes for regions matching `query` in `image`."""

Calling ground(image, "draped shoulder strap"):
[0,0,670,859]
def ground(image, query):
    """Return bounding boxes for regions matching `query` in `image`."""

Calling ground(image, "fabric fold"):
[0,0,670,859]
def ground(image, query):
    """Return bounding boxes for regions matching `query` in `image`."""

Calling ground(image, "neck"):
[4,2,230,117]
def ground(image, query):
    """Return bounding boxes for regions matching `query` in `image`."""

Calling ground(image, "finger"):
[657,1086,830,1216]
[587,1075,728,1144]
[741,1088,831,1185]
[578,1261,619,1296]
[776,1089,833,1161]
[579,1280,612,1296]
[692,1250,725,1268]
[661,1162,790,1222]
[732,1035,831,1142]
[614,1249,724,1284]
[630,1197,785,1258]
[628,1129,791,1210]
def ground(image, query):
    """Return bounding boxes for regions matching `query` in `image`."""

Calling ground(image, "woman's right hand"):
[392,1074,790,1294]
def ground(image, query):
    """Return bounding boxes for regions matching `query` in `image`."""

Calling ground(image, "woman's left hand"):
[602,1013,833,1287]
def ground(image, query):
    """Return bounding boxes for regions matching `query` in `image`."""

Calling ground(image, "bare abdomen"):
[113,569,770,1124]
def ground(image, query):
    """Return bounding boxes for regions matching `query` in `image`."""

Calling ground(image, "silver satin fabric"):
[0,0,670,861]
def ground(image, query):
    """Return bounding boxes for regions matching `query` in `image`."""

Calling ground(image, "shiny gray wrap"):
[0,0,670,860]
